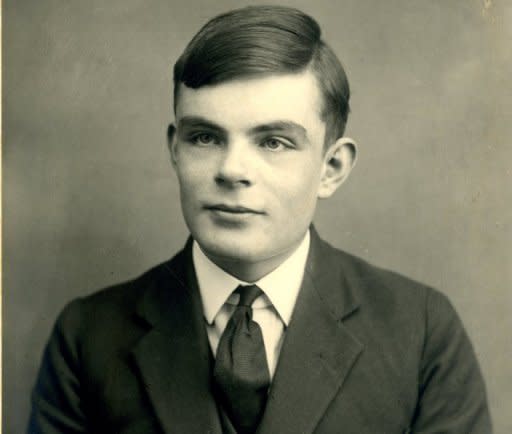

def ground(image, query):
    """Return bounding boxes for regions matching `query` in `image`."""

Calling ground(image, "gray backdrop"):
[4,0,511,432]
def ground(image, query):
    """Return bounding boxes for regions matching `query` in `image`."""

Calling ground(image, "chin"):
[192,228,268,263]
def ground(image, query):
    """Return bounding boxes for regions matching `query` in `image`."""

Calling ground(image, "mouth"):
[204,204,265,215]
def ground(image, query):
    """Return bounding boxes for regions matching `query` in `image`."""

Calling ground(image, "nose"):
[215,142,252,187]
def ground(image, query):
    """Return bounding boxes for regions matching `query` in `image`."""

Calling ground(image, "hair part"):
[173,6,350,146]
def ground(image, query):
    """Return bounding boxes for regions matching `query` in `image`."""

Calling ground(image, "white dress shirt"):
[192,231,310,378]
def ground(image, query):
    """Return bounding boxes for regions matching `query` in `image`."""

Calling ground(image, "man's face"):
[171,70,336,267]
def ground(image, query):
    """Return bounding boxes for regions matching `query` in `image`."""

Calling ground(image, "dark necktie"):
[214,285,271,434]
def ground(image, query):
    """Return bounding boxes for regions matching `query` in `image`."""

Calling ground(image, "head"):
[168,6,357,280]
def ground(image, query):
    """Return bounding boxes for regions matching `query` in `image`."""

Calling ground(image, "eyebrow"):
[177,116,228,136]
[248,121,307,141]
[177,116,307,140]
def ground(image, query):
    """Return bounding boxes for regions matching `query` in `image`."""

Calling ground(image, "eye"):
[191,133,218,145]
[261,138,290,151]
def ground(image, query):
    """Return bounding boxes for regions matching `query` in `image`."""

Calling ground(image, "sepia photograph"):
[3,1,511,433]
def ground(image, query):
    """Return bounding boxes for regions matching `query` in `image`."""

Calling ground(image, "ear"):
[317,137,357,198]
[167,123,178,168]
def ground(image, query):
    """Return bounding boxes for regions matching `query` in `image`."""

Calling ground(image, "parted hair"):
[172,5,351,144]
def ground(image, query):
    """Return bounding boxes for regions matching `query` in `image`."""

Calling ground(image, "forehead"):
[175,70,325,136]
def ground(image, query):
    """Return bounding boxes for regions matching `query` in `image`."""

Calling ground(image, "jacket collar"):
[257,227,364,434]
[305,226,360,320]
[131,238,223,434]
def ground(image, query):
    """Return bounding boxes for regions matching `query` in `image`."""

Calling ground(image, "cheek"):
[175,153,213,191]
[175,167,203,214]
[271,166,322,213]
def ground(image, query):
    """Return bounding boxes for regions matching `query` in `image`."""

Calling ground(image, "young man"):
[29,6,491,434]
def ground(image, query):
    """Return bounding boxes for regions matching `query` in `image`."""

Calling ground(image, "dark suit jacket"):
[29,229,492,433]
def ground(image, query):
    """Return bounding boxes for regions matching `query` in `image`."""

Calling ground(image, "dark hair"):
[173,5,350,144]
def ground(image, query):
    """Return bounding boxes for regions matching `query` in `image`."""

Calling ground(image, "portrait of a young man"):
[20,5,494,434]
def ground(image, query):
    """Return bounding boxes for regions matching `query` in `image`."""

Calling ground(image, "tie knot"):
[235,285,263,307]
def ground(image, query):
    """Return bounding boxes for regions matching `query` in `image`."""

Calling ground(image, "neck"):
[203,238,305,283]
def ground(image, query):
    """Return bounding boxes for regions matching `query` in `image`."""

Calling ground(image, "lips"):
[204,204,264,214]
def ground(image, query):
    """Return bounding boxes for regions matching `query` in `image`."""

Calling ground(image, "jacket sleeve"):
[28,299,87,434]
[411,289,492,433]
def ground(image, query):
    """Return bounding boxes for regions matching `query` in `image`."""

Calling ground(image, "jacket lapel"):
[258,228,364,434]
[131,240,223,434]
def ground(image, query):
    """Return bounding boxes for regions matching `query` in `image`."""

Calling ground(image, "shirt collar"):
[193,230,310,326]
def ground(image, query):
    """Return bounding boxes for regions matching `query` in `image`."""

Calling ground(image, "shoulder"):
[40,255,186,383]
[310,235,491,431]
[59,258,170,319]
[52,254,184,350]
[316,238,464,349]
[324,239,449,312]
